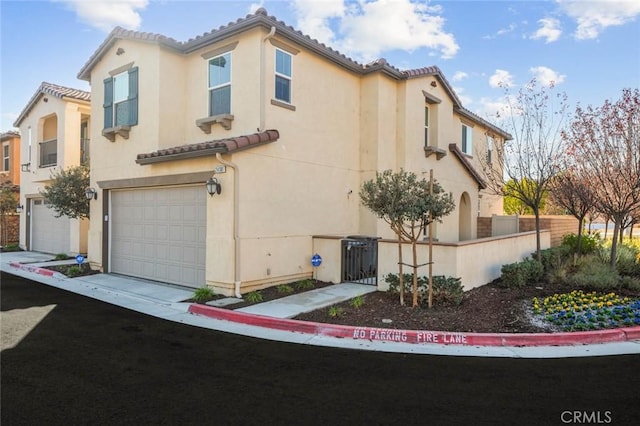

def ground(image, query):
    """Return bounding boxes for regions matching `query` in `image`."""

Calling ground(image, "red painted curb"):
[10,262,56,277]
[188,303,640,347]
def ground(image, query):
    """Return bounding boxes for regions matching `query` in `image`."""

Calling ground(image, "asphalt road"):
[2,271,639,425]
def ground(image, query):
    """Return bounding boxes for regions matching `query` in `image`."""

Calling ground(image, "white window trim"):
[2,143,9,172]
[462,124,473,155]
[208,52,232,117]
[275,48,292,104]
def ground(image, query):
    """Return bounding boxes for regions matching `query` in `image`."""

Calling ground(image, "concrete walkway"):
[2,250,640,358]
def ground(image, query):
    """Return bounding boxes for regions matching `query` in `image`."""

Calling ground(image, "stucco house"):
[1,130,21,245]
[77,8,525,296]
[14,82,91,255]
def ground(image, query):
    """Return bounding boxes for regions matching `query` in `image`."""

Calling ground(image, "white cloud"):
[452,71,468,82]
[483,23,516,40]
[557,0,640,40]
[489,69,514,88]
[57,0,149,32]
[530,66,566,86]
[248,1,265,14]
[453,86,472,106]
[531,17,562,43]
[293,0,459,61]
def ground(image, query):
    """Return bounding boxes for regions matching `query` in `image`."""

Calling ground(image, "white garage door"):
[31,199,71,254]
[110,186,207,288]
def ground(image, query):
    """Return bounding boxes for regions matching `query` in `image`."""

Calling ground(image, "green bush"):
[1,243,20,252]
[193,287,215,303]
[328,306,343,317]
[350,295,364,308]
[419,276,464,306]
[54,253,70,261]
[245,291,263,303]
[66,266,82,277]
[296,279,315,290]
[385,273,427,295]
[561,232,601,254]
[538,246,572,274]
[276,284,294,294]
[566,261,621,291]
[499,258,543,288]
[615,245,640,277]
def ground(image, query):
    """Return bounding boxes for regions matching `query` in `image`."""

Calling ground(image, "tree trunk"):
[534,208,542,262]
[577,217,584,255]
[610,219,621,268]
[397,233,405,306]
[412,238,419,307]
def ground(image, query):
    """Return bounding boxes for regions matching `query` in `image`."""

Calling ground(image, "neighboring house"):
[0,131,21,245]
[77,8,516,295]
[1,130,21,185]
[14,82,91,255]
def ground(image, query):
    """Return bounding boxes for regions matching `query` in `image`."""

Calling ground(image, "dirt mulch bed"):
[294,281,640,333]
[44,263,100,277]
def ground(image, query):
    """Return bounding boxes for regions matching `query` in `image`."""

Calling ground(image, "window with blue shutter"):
[104,66,138,129]
[103,77,113,129]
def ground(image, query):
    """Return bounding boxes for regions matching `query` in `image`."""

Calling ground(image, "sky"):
[1,0,639,132]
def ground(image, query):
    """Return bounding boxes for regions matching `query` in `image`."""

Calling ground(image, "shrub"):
[328,306,343,317]
[245,291,263,303]
[296,279,315,290]
[499,258,543,288]
[419,276,464,306]
[615,245,640,278]
[277,284,294,294]
[54,253,69,261]
[350,295,364,308]
[538,246,572,274]
[66,266,82,277]
[566,261,621,291]
[193,287,215,303]
[385,273,427,295]
[561,232,601,254]
[1,243,20,252]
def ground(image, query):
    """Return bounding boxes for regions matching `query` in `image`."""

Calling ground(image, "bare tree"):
[548,171,596,254]
[479,79,569,261]
[563,88,640,267]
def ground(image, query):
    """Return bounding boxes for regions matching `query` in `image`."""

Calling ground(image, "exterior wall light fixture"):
[85,187,98,200]
[206,177,221,196]
[16,204,24,213]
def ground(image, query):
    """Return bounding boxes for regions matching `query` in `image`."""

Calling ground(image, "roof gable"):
[13,82,90,127]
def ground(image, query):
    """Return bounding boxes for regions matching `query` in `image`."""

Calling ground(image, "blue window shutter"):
[128,67,138,126]
[103,76,113,129]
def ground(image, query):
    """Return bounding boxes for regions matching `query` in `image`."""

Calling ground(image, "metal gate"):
[341,236,378,285]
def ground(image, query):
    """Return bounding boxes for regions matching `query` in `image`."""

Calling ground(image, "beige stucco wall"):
[17,94,90,254]
[313,230,550,291]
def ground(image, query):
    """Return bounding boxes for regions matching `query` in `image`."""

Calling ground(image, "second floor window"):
[103,67,138,129]
[461,124,473,155]
[487,136,494,164]
[39,139,57,168]
[424,106,430,147]
[209,53,231,116]
[275,49,292,103]
[3,144,9,171]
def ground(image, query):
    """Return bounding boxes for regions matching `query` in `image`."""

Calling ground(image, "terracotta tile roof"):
[13,82,91,127]
[77,8,510,140]
[448,143,487,190]
[136,130,279,165]
[1,130,20,140]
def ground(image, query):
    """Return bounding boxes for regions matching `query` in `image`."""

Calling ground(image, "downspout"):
[259,26,276,132]
[216,153,242,298]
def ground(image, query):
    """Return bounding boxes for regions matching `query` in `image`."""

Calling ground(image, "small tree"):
[563,88,640,267]
[40,165,91,219]
[548,170,596,254]
[479,79,569,262]
[360,169,454,307]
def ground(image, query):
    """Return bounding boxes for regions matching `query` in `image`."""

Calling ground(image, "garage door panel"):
[111,186,206,288]
[31,200,71,254]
